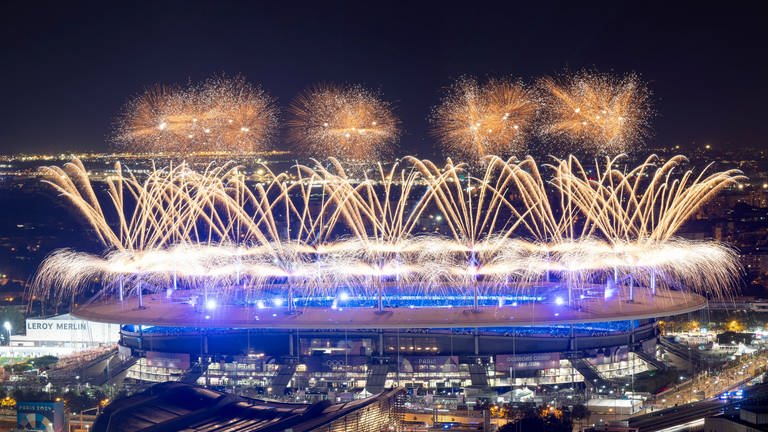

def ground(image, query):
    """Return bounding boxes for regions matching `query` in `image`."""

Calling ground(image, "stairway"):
[365,364,390,394]
[92,356,138,386]
[632,347,668,371]
[180,362,206,384]
[468,364,488,388]
[570,358,616,391]
[270,363,297,396]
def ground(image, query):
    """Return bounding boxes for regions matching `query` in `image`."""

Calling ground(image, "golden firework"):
[431,77,538,161]
[33,155,743,305]
[115,75,278,154]
[538,71,651,154]
[287,85,399,160]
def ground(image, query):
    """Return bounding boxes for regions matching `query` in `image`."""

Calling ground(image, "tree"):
[572,404,590,421]
[498,405,573,432]
[32,355,59,370]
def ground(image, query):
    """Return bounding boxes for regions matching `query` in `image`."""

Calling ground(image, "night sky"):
[1,1,766,156]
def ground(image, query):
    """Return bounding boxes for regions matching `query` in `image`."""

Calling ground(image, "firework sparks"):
[33,238,738,304]
[32,155,743,308]
[431,77,538,161]
[538,71,651,154]
[288,85,399,161]
[115,75,278,154]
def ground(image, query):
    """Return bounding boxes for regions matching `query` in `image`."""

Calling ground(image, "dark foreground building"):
[92,382,404,432]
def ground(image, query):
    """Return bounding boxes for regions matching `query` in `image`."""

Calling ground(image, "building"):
[704,406,768,432]
[92,382,405,432]
[1,313,119,357]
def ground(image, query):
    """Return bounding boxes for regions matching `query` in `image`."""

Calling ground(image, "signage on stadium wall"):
[304,356,369,372]
[146,351,191,370]
[496,353,561,371]
[399,356,458,373]
[24,314,120,344]
[16,401,64,432]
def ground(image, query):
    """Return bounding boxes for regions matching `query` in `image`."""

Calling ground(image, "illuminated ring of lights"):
[71,286,706,329]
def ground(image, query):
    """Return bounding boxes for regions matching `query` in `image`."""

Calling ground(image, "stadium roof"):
[92,382,403,432]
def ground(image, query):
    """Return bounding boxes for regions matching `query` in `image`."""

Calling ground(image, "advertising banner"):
[16,401,64,432]
[399,356,458,373]
[303,356,369,372]
[496,353,561,371]
[25,314,120,344]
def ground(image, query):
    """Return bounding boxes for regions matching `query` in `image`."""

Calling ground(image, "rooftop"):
[92,382,404,432]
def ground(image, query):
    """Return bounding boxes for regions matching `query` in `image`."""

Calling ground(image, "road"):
[650,348,768,408]
[628,399,725,431]
[628,382,768,432]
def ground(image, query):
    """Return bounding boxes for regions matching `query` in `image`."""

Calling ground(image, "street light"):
[3,321,11,346]
[4,322,12,356]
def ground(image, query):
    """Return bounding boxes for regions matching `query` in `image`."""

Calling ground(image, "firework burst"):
[287,85,399,161]
[115,75,278,154]
[431,77,538,161]
[32,155,743,308]
[538,71,651,154]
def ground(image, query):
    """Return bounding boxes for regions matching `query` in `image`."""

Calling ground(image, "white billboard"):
[24,314,120,344]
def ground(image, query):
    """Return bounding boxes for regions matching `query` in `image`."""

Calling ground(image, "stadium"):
[30,154,742,404]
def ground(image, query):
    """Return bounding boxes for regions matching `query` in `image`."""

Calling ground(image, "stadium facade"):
[72,286,697,405]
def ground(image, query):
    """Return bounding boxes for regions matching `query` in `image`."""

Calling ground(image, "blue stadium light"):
[273,298,284,307]
[256,300,266,309]
[555,296,565,306]
[205,299,217,311]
